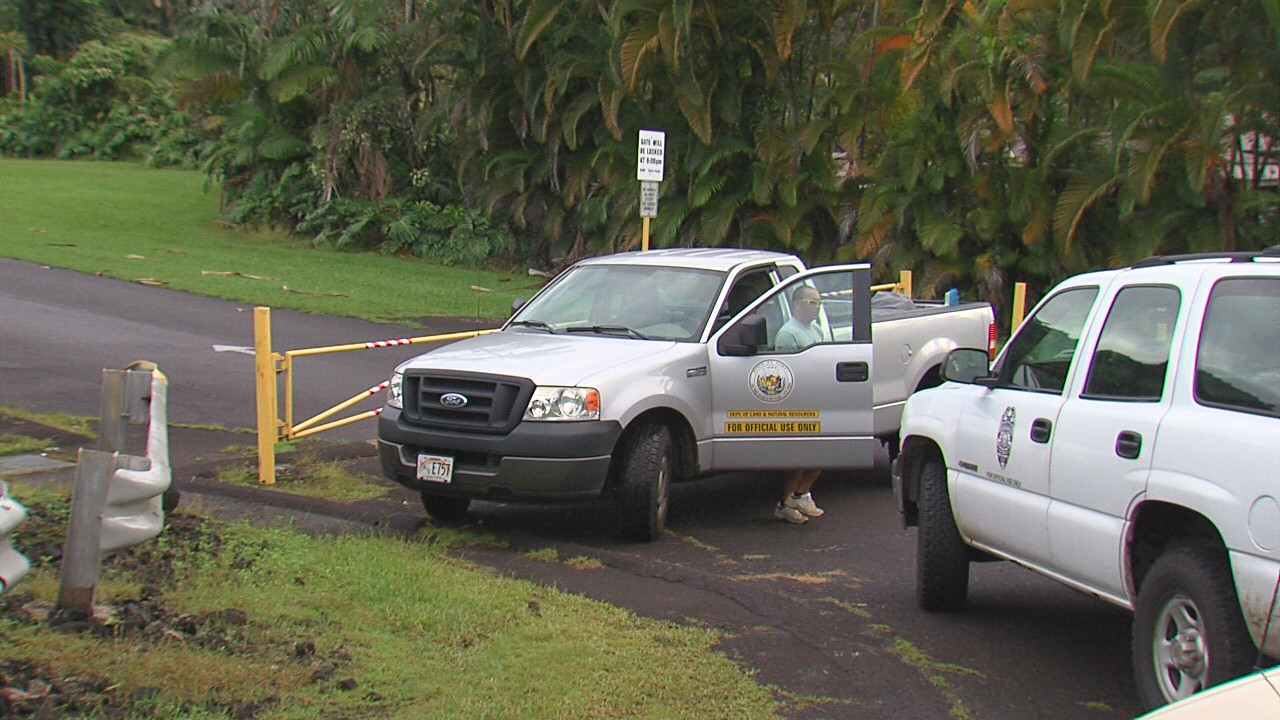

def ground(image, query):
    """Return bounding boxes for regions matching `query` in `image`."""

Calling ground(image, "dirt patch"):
[1,511,355,719]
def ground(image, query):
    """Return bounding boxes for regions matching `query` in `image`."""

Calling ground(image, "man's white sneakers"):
[785,492,824,518]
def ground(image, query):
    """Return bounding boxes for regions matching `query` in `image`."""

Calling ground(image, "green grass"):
[0,158,542,323]
[0,406,97,438]
[214,454,391,502]
[4,482,782,719]
[0,433,46,455]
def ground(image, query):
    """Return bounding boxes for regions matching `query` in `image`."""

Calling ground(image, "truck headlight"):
[523,387,600,421]
[388,371,404,409]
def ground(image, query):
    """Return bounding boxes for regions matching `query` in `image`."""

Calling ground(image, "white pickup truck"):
[892,247,1280,711]
[378,248,994,540]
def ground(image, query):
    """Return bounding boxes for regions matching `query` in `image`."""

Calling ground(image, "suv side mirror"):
[717,314,768,356]
[941,348,993,385]
[511,298,526,315]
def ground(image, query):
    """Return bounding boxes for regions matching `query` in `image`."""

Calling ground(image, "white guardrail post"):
[58,362,172,613]
[0,480,30,593]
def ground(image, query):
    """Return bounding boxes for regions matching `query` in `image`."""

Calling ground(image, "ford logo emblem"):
[440,392,469,408]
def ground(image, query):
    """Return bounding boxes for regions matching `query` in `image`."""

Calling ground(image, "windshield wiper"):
[564,324,649,339]
[508,320,555,332]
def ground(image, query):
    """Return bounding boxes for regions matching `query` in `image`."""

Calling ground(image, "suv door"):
[706,265,875,471]
[950,286,1099,567]
[1046,284,1182,600]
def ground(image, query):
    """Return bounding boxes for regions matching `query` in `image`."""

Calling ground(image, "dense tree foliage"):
[3,0,1276,310]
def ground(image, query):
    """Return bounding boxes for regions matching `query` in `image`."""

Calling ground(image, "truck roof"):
[575,248,801,272]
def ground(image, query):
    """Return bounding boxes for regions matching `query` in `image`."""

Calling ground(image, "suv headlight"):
[388,371,404,409]
[523,387,600,421]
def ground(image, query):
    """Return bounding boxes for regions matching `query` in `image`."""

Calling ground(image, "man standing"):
[772,285,825,524]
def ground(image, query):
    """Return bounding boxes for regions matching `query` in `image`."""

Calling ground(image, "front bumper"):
[377,407,623,502]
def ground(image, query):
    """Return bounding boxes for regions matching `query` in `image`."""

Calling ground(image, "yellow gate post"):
[1012,282,1028,331]
[253,307,278,485]
[897,270,913,298]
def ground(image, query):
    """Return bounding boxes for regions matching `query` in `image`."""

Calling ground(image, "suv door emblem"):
[440,393,469,408]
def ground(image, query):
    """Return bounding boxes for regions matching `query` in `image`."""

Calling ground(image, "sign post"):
[637,129,665,250]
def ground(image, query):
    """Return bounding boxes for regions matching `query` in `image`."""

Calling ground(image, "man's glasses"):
[799,298,823,307]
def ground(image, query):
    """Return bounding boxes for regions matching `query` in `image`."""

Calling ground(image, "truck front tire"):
[916,460,969,610]
[421,493,471,522]
[1132,546,1257,711]
[617,422,673,542]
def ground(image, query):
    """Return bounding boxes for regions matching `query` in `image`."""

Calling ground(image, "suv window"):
[1195,277,1280,417]
[1082,285,1180,401]
[996,287,1099,394]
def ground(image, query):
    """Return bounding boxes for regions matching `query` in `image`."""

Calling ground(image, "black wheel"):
[420,493,471,522]
[1132,546,1257,711]
[916,459,969,610]
[617,422,673,542]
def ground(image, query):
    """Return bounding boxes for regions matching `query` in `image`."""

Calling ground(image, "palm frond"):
[1053,172,1121,255]
[517,0,569,61]
[700,193,746,245]
[620,23,662,88]
[917,218,965,258]
[1149,0,1200,63]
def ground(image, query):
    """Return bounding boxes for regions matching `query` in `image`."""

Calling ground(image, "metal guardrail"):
[58,362,172,614]
[0,481,29,594]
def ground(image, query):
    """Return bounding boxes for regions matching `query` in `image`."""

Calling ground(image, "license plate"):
[416,454,454,484]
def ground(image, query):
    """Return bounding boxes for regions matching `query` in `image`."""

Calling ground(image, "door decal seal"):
[749,359,793,403]
[997,406,1016,469]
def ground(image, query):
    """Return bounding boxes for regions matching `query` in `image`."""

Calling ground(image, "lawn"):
[2,481,783,719]
[0,158,539,323]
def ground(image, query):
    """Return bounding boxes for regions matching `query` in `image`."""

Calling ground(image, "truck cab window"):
[997,287,1099,394]
[711,269,774,333]
[1082,286,1180,401]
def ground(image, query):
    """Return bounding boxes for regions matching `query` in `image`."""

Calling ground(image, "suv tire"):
[917,459,969,610]
[1132,546,1258,710]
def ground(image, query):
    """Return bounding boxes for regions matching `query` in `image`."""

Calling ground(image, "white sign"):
[637,129,665,182]
[640,181,659,218]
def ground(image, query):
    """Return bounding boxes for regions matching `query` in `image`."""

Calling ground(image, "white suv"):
[892,248,1280,711]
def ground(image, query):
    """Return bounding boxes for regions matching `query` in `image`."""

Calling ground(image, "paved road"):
[0,257,1144,719]
[0,258,489,440]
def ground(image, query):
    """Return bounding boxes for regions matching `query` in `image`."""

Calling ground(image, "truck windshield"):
[510,264,725,341]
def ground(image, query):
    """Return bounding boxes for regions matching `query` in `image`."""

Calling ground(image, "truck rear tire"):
[917,460,969,610]
[1132,546,1257,711]
[421,493,471,522]
[617,422,673,542]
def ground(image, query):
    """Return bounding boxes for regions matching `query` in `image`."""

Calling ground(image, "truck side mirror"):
[941,348,992,385]
[717,314,768,356]
[511,298,526,315]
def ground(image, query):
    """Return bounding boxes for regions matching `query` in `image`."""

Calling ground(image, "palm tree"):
[1044,0,1278,264]
[0,31,27,103]
[855,0,1068,320]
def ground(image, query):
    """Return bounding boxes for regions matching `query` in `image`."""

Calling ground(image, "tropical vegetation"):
[3,0,1276,327]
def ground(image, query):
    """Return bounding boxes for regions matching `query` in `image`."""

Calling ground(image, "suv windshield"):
[510,264,725,341]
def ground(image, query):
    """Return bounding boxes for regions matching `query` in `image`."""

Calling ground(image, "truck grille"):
[401,371,533,434]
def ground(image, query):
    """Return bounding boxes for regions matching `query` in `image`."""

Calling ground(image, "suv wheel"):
[617,422,673,542]
[1132,546,1257,711]
[916,459,969,610]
